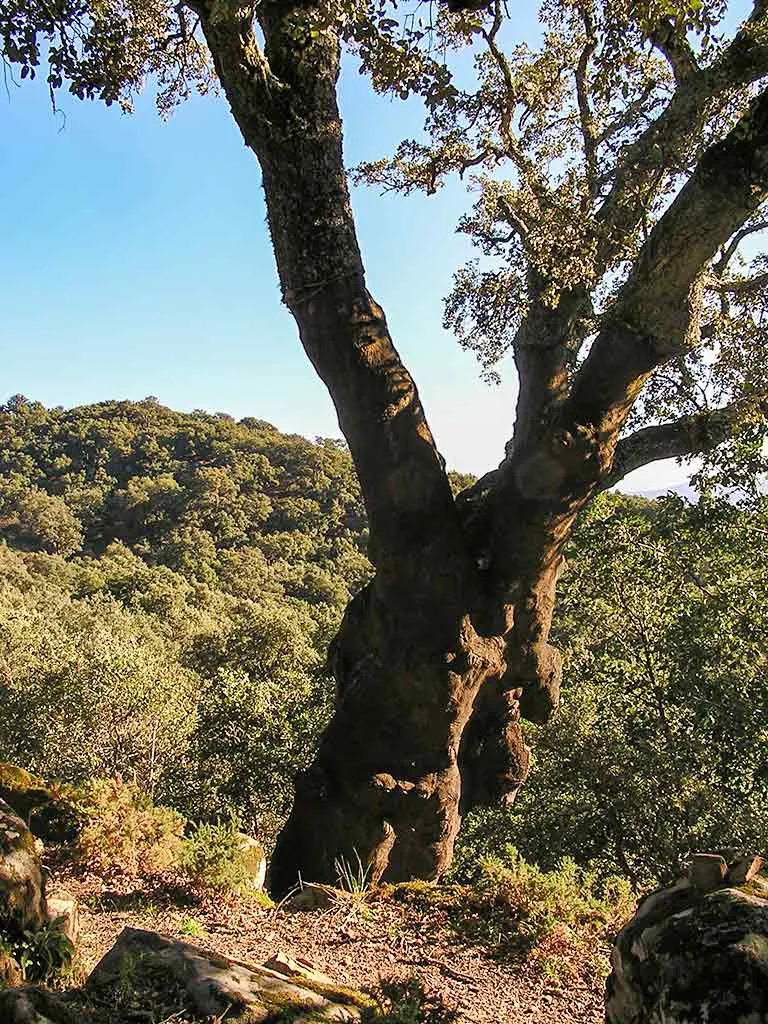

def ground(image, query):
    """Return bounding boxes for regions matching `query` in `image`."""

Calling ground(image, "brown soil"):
[49,864,607,1024]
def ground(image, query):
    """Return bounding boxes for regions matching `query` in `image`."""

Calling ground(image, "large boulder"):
[88,926,368,1021]
[0,797,46,937]
[606,854,768,1024]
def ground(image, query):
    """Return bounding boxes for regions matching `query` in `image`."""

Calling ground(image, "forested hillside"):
[1,395,766,883]
[0,395,371,844]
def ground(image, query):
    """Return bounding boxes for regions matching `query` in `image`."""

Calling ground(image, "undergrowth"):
[77,776,185,878]
[0,917,74,983]
[386,846,635,981]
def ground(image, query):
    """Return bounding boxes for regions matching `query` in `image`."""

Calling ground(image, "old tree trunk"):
[191,0,768,894]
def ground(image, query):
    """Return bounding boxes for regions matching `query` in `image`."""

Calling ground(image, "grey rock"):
[688,852,728,891]
[606,875,768,1023]
[0,797,46,936]
[46,890,79,946]
[286,882,336,911]
[88,926,364,1021]
[0,987,76,1024]
[238,832,267,891]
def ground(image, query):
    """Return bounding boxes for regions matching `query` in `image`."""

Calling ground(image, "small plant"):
[77,776,185,878]
[334,849,371,894]
[386,847,634,982]
[362,979,459,1024]
[179,814,252,893]
[178,917,205,938]
[452,846,634,979]
[1,919,74,983]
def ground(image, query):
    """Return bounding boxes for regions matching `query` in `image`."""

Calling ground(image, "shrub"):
[391,847,634,982]
[461,847,634,979]
[178,815,252,893]
[77,776,185,877]
[0,919,74,982]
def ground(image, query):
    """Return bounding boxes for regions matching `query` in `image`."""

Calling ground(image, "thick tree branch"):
[565,86,768,449]
[596,7,768,271]
[196,2,459,570]
[602,400,766,489]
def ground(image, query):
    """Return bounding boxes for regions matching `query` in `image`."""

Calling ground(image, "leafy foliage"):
[77,776,185,877]
[459,848,633,977]
[466,491,768,887]
[0,919,74,983]
[390,845,633,981]
[0,398,369,844]
[178,815,252,893]
[0,0,212,113]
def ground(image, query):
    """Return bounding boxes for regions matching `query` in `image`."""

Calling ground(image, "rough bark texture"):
[191,0,768,893]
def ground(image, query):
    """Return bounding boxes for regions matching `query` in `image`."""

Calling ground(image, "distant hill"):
[0,395,371,602]
[632,482,697,501]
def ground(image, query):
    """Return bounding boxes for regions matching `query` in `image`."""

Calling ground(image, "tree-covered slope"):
[0,396,372,843]
[0,394,370,597]
[1,395,766,883]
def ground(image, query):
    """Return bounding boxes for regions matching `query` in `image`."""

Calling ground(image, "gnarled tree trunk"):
[192,0,768,894]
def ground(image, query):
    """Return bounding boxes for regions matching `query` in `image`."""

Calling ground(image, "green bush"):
[77,776,185,878]
[507,493,768,886]
[392,847,634,982]
[0,919,74,983]
[178,815,252,893]
[467,847,633,975]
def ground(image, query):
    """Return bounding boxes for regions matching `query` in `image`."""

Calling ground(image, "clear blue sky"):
[0,13,685,489]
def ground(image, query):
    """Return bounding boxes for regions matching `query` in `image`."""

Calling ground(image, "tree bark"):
[193,1,768,894]
[270,576,508,894]
[196,1,519,891]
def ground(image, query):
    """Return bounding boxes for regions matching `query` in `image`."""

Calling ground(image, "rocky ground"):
[50,862,608,1024]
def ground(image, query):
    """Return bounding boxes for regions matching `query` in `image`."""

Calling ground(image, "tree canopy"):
[0,398,368,841]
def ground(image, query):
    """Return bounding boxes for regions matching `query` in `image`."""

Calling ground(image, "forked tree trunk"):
[270,573,507,894]
[195,0,768,894]
[196,2,577,894]
[270,479,575,894]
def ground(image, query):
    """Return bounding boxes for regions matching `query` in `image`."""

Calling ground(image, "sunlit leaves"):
[507,492,768,885]
[0,0,212,113]
[0,398,371,841]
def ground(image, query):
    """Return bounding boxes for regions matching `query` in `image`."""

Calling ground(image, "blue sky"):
[0,10,686,489]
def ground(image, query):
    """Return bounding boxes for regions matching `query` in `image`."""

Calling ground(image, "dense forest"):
[0,395,765,884]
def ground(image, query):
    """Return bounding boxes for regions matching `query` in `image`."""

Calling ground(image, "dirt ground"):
[50,863,608,1024]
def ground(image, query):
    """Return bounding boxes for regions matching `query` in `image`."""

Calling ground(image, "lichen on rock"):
[606,854,768,1024]
[87,926,366,1021]
[0,797,46,938]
